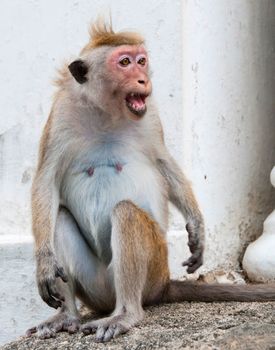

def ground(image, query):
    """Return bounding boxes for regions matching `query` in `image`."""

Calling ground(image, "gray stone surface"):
[2,301,275,350]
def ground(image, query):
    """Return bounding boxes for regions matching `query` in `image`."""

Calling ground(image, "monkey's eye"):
[119,57,131,66]
[137,57,146,66]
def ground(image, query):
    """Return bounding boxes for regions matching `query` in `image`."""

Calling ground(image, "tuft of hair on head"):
[82,17,145,53]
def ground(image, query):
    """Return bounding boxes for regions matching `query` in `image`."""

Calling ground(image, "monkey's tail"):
[162,280,275,303]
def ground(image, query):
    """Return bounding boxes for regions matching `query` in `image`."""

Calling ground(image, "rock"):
[199,270,246,285]
[215,323,275,350]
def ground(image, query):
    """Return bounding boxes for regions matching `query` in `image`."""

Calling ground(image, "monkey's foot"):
[81,313,141,342]
[26,312,80,339]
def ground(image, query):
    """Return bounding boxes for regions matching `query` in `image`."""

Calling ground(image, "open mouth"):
[125,93,148,117]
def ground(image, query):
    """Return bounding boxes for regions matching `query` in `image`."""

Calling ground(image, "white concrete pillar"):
[242,167,275,282]
[181,0,275,273]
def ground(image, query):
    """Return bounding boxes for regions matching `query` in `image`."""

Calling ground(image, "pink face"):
[106,45,152,119]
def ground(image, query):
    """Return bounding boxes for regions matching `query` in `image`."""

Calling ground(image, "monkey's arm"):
[157,153,204,273]
[31,117,68,309]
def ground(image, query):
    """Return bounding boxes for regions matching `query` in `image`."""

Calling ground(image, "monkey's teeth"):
[125,92,147,116]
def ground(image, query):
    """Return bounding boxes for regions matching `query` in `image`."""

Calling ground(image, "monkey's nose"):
[138,80,145,85]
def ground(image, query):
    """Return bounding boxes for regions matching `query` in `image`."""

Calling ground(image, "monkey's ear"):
[68,59,88,84]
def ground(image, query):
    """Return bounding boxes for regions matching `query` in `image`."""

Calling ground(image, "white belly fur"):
[61,154,167,263]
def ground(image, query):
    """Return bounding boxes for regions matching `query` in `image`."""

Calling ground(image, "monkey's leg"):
[81,200,170,342]
[27,208,113,339]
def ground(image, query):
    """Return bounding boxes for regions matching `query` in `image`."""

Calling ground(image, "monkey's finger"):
[52,291,65,302]
[39,282,62,309]
[182,249,203,265]
[182,253,203,271]
[183,255,203,273]
[55,266,68,283]
[186,260,203,274]
[46,283,62,309]
[182,256,196,266]
[38,282,51,304]
[182,260,190,267]
[26,327,37,337]
[48,282,65,302]
[46,296,62,309]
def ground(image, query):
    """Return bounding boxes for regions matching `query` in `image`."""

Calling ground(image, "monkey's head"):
[68,20,152,121]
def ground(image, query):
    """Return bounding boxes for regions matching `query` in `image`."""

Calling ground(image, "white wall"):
[0,0,183,345]
[0,0,183,239]
[181,0,275,271]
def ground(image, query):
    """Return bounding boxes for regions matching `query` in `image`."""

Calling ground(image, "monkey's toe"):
[82,316,130,342]
[30,313,80,339]
[96,323,127,342]
[56,316,80,333]
[37,325,57,339]
[81,322,97,335]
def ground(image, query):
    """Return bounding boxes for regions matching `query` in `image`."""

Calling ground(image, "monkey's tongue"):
[126,94,146,110]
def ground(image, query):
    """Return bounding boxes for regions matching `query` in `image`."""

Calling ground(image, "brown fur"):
[112,200,170,304]
[36,111,54,171]
[53,64,71,89]
[163,280,275,303]
[32,109,56,249]
[81,18,144,53]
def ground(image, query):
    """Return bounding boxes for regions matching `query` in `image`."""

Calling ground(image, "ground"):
[2,301,275,350]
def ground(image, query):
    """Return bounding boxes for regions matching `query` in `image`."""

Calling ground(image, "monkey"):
[27,19,275,343]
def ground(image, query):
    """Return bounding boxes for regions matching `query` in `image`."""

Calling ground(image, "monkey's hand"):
[36,249,68,309]
[182,222,204,273]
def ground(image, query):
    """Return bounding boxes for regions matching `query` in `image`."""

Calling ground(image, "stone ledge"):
[2,301,275,350]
